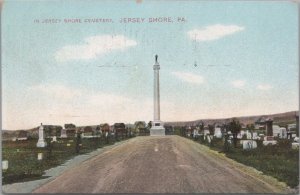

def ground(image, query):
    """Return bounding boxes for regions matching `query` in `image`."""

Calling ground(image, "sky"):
[2,0,299,130]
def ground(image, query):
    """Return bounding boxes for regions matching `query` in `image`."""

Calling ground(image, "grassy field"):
[185,135,299,188]
[2,135,131,184]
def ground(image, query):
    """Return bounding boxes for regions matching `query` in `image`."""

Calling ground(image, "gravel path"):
[33,136,289,193]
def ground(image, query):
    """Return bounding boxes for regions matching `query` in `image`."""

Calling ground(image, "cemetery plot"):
[2,136,131,184]
[180,131,299,188]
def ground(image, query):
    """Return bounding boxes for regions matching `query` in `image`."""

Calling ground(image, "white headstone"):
[292,142,299,149]
[207,135,211,143]
[214,127,222,138]
[204,130,209,135]
[52,136,57,142]
[243,140,257,150]
[252,132,258,139]
[36,123,47,148]
[60,129,67,138]
[246,131,252,139]
[2,160,8,170]
[37,153,43,160]
[263,140,277,146]
[237,133,242,139]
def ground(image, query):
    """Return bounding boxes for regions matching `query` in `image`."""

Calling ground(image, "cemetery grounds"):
[2,136,131,185]
[177,130,299,189]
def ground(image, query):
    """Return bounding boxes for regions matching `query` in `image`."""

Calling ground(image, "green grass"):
[186,135,299,188]
[2,135,131,184]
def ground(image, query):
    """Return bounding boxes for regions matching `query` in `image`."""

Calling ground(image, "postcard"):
[1,0,299,194]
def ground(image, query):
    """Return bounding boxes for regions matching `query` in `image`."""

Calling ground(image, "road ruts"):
[33,135,287,193]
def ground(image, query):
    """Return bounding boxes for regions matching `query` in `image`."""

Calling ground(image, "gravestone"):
[263,136,277,146]
[263,119,276,145]
[38,153,43,160]
[36,123,47,148]
[52,136,57,142]
[265,118,273,136]
[214,127,222,138]
[252,132,258,139]
[292,142,299,149]
[243,140,257,150]
[206,135,211,143]
[246,130,252,139]
[237,133,242,139]
[2,160,8,170]
[60,129,67,138]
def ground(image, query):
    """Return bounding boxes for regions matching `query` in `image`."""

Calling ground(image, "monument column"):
[265,118,273,136]
[150,55,165,136]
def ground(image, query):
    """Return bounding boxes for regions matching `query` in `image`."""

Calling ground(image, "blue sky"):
[2,0,299,130]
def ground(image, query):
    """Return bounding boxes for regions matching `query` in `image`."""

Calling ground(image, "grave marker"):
[60,129,67,138]
[38,153,43,160]
[52,136,57,142]
[2,160,8,170]
[243,140,257,150]
[37,123,47,148]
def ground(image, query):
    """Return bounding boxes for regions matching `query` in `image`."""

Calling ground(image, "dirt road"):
[34,136,287,193]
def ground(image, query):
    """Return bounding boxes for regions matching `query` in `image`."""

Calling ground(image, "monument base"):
[150,126,165,136]
[36,140,47,148]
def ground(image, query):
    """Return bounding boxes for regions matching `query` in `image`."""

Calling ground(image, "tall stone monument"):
[150,55,165,136]
[265,118,273,136]
[36,123,47,147]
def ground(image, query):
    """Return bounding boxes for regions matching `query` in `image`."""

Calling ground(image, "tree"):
[147,121,152,129]
[100,123,110,144]
[197,121,204,133]
[134,121,146,135]
[208,124,214,135]
[228,118,241,148]
[65,124,76,129]
[84,126,93,133]
[96,126,100,135]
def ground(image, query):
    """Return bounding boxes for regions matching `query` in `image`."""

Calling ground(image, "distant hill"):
[2,111,298,140]
[2,127,39,141]
[164,111,299,127]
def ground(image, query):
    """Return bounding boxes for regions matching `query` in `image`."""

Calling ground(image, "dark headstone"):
[265,118,273,136]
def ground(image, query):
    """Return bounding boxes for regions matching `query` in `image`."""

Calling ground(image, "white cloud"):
[55,35,137,62]
[171,71,204,85]
[187,24,245,41]
[3,84,164,129]
[231,80,245,88]
[29,84,82,100]
[257,84,273,90]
